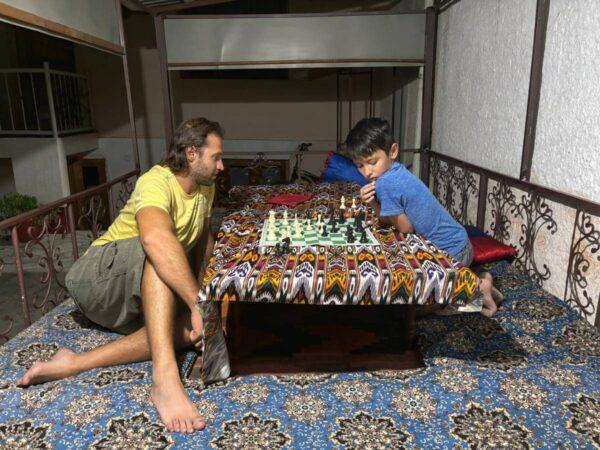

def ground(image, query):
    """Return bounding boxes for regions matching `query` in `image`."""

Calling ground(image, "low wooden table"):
[191,182,480,380]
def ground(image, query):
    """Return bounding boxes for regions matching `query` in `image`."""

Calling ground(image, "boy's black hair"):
[343,117,394,161]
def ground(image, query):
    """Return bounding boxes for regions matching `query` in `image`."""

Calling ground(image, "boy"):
[343,117,501,317]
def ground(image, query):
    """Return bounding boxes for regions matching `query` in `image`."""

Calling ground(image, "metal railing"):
[0,62,94,137]
[0,170,138,342]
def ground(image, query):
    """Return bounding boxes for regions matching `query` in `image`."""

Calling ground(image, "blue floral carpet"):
[0,261,598,449]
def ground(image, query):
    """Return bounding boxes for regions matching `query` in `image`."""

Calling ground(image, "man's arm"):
[136,206,199,309]
[192,217,216,282]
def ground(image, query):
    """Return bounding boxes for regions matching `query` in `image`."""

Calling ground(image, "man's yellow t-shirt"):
[92,165,214,252]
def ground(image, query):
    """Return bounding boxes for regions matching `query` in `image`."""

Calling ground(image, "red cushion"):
[469,236,517,264]
[266,193,313,207]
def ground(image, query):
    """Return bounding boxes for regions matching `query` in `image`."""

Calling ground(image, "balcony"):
[0,62,93,137]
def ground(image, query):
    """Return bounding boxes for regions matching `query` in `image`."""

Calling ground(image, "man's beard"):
[192,166,215,186]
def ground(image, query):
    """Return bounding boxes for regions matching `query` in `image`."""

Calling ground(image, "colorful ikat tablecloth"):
[198,182,480,306]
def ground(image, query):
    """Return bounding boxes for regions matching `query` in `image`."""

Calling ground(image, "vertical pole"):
[16,72,27,130]
[30,73,41,130]
[66,204,79,260]
[336,69,340,146]
[116,0,141,172]
[520,0,550,181]
[348,73,353,133]
[419,7,437,183]
[476,173,488,230]
[369,68,374,117]
[155,14,175,152]
[44,62,59,138]
[4,74,15,130]
[11,227,31,326]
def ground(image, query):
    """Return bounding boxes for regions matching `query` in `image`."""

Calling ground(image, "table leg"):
[403,305,416,350]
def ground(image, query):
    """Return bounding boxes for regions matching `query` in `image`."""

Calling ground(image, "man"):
[17,117,225,434]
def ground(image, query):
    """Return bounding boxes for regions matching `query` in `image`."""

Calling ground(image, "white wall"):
[432,0,536,177]
[0,138,68,202]
[432,0,600,325]
[0,134,100,203]
[532,0,600,203]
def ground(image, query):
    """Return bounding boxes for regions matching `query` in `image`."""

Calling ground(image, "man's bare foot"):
[151,379,205,433]
[17,348,79,387]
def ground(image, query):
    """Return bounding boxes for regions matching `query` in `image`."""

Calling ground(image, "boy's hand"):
[360,181,377,207]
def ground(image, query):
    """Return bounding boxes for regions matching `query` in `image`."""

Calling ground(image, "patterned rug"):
[0,261,598,449]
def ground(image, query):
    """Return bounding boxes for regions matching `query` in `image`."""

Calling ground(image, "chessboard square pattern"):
[260,218,378,247]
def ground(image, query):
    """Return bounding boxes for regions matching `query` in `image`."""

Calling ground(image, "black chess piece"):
[322,224,328,237]
[330,221,338,233]
[339,211,346,224]
[359,229,368,243]
[346,227,355,243]
[282,237,291,254]
[274,243,281,256]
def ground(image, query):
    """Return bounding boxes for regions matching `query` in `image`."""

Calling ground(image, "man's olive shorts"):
[65,237,146,334]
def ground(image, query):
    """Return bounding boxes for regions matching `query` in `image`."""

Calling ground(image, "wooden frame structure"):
[153,10,428,149]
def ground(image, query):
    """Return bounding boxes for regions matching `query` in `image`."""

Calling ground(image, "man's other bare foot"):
[151,379,205,433]
[17,348,79,387]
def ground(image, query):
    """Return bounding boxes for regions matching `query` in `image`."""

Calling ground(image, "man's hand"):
[360,181,377,207]
[189,306,204,351]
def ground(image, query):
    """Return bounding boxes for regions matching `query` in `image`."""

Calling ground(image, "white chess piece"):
[294,224,302,238]
[317,213,322,226]
[268,226,277,241]
[269,210,276,224]
[351,198,356,209]
[283,210,288,225]
[306,218,313,231]
[340,195,346,210]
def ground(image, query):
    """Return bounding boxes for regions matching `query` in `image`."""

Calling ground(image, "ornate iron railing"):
[427,150,600,327]
[0,170,138,342]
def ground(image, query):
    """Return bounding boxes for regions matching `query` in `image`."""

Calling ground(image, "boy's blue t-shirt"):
[375,162,468,258]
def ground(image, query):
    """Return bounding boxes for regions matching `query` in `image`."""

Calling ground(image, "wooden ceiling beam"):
[150,0,235,14]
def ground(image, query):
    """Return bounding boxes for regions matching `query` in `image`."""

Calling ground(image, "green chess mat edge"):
[258,218,379,247]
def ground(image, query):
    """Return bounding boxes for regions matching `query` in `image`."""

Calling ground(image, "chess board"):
[259,218,379,248]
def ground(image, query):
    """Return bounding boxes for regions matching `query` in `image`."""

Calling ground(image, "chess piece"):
[274,243,281,256]
[321,224,328,237]
[269,210,276,224]
[351,197,356,209]
[330,220,338,233]
[282,237,291,254]
[306,219,313,231]
[346,227,355,243]
[268,226,277,241]
[283,210,289,225]
[360,229,368,243]
[294,213,299,227]
[340,195,346,210]
[294,223,302,238]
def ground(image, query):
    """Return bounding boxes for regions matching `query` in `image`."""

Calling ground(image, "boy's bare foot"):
[479,276,498,317]
[151,379,205,433]
[17,348,79,387]
[480,272,505,306]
